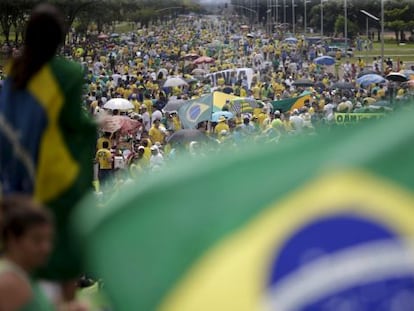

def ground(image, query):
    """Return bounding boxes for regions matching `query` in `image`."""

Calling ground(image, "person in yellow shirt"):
[149,119,165,144]
[131,95,140,113]
[96,132,111,150]
[214,116,230,136]
[240,87,247,97]
[123,86,133,99]
[143,94,153,114]
[396,87,405,98]
[95,141,113,186]
[129,146,146,179]
[172,113,182,132]
[357,58,365,71]
[376,86,386,99]
[140,139,151,165]
[257,108,268,129]
[335,49,342,61]
[252,84,261,100]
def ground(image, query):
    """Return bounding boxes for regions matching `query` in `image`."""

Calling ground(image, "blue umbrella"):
[314,56,336,66]
[211,111,234,122]
[357,74,386,87]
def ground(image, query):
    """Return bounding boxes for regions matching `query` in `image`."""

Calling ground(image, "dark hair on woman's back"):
[11,4,65,89]
[0,195,52,249]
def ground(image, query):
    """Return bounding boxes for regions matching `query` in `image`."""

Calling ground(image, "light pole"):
[267,8,272,34]
[344,0,348,48]
[321,0,327,37]
[292,0,295,34]
[276,0,279,24]
[275,0,279,25]
[283,0,287,24]
[360,10,379,43]
[304,0,310,35]
[381,0,385,74]
[321,0,324,37]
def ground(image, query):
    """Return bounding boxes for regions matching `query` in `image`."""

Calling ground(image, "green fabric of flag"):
[272,91,311,112]
[74,107,414,311]
[178,94,213,129]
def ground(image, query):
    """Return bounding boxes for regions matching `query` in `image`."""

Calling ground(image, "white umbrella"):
[163,77,188,88]
[191,68,208,76]
[157,68,168,79]
[103,98,134,110]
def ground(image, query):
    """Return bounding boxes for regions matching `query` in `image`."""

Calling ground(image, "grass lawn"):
[113,22,135,34]
[352,42,414,63]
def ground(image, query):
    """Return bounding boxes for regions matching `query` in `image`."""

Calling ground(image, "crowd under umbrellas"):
[15,13,412,192]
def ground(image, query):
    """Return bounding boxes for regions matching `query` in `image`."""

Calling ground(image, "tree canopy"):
[0,0,203,45]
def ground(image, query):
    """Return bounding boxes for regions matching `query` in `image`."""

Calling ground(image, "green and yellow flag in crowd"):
[272,91,311,112]
[0,57,96,279]
[75,107,414,310]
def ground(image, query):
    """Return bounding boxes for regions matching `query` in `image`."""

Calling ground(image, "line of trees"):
[0,0,203,45]
[231,0,414,42]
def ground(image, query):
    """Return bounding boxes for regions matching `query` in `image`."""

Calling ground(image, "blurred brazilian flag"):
[0,57,96,279]
[74,107,414,310]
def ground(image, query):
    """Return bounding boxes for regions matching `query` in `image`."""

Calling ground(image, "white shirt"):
[142,112,151,132]
[343,63,351,73]
[150,153,164,168]
[289,115,304,132]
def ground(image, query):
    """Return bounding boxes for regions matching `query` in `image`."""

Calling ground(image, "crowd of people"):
[1,4,414,310]
[45,15,413,192]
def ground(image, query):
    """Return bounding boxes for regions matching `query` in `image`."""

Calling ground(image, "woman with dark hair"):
[9,4,65,89]
[0,3,96,303]
[0,196,54,310]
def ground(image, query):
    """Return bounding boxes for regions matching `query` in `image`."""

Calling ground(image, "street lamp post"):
[320,0,328,37]
[321,0,324,37]
[344,0,348,48]
[276,0,279,24]
[283,0,287,24]
[304,0,310,35]
[267,8,272,34]
[381,0,385,74]
[360,10,380,40]
[292,0,295,34]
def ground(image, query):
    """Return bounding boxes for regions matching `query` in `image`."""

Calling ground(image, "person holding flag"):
[0,3,96,307]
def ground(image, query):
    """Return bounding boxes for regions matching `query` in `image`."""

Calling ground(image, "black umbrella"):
[163,99,186,113]
[357,70,377,78]
[330,82,355,90]
[314,82,326,90]
[386,72,408,83]
[167,129,207,145]
[293,79,314,87]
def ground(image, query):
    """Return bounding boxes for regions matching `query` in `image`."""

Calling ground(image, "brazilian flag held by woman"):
[0,4,96,282]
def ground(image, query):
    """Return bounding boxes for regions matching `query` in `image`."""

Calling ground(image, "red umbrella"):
[193,56,215,65]
[182,53,199,60]
[101,116,141,134]
[98,34,109,40]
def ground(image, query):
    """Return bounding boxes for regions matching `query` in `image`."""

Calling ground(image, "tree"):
[0,0,36,45]
[334,15,359,39]
[385,4,409,42]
